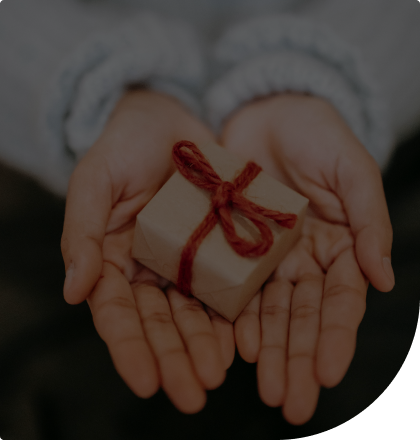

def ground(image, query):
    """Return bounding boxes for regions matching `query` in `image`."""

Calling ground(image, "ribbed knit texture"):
[204,15,392,168]
[0,0,205,195]
[295,0,420,140]
[50,13,204,160]
[1,0,420,194]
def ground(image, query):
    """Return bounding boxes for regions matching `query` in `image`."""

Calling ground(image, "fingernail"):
[382,257,395,287]
[64,263,75,298]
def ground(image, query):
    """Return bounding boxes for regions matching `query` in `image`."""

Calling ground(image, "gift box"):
[132,141,308,322]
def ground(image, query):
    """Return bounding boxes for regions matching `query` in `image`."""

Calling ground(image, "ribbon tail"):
[246,200,298,230]
[177,211,219,296]
[275,215,298,229]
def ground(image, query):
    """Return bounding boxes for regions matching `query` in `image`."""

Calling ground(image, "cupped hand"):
[61,90,235,413]
[221,93,394,424]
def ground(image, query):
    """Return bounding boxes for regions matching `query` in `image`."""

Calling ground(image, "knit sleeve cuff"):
[205,15,393,168]
[42,12,204,163]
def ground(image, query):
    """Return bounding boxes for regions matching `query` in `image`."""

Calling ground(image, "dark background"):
[0,130,419,440]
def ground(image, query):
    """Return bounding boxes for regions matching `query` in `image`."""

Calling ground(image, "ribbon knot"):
[172,140,298,297]
[212,181,235,212]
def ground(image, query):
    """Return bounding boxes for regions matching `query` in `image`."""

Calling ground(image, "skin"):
[222,93,394,424]
[61,90,234,414]
[61,89,394,424]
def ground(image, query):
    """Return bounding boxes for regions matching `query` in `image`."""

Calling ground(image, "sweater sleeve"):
[204,13,395,169]
[0,0,204,196]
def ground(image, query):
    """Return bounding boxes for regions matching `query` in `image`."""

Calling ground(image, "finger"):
[283,274,323,425]
[257,279,292,407]
[234,291,262,363]
[167,287,226,390]
[133,280,206,414]
[62,156,112,304]
[87,262,159,398]
[316,247,367,388]
[337,150,394,292]
[205,305,235,370]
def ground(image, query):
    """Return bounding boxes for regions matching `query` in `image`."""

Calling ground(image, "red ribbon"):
[172,140,297,297]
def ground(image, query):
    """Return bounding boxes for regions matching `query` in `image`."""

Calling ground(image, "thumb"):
[337,149,394,292]
[61,156,112,304]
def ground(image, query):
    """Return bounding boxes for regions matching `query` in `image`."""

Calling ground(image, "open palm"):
[222,93,394,424]
[61,90,234,414]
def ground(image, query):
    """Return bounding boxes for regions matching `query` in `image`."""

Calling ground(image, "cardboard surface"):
[132,142,308,322]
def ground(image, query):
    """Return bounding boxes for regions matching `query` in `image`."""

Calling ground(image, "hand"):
[221,93,394,424]
[61,90,235,413]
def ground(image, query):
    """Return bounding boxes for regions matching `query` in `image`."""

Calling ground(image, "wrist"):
[111,88,198,128]
[221,92,313,152]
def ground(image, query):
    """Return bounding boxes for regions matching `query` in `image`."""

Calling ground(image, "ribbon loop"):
[172,140,298,297]
[173,140,222,191]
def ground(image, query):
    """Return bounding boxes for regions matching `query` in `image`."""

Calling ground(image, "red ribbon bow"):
[173,140,297,296]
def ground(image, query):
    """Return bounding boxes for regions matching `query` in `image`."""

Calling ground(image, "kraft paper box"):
[132,142,308,322]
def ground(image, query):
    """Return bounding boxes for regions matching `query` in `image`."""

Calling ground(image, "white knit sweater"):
[0,0,420,195]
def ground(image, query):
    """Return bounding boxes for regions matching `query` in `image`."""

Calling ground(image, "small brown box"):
[132,142,308,322]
